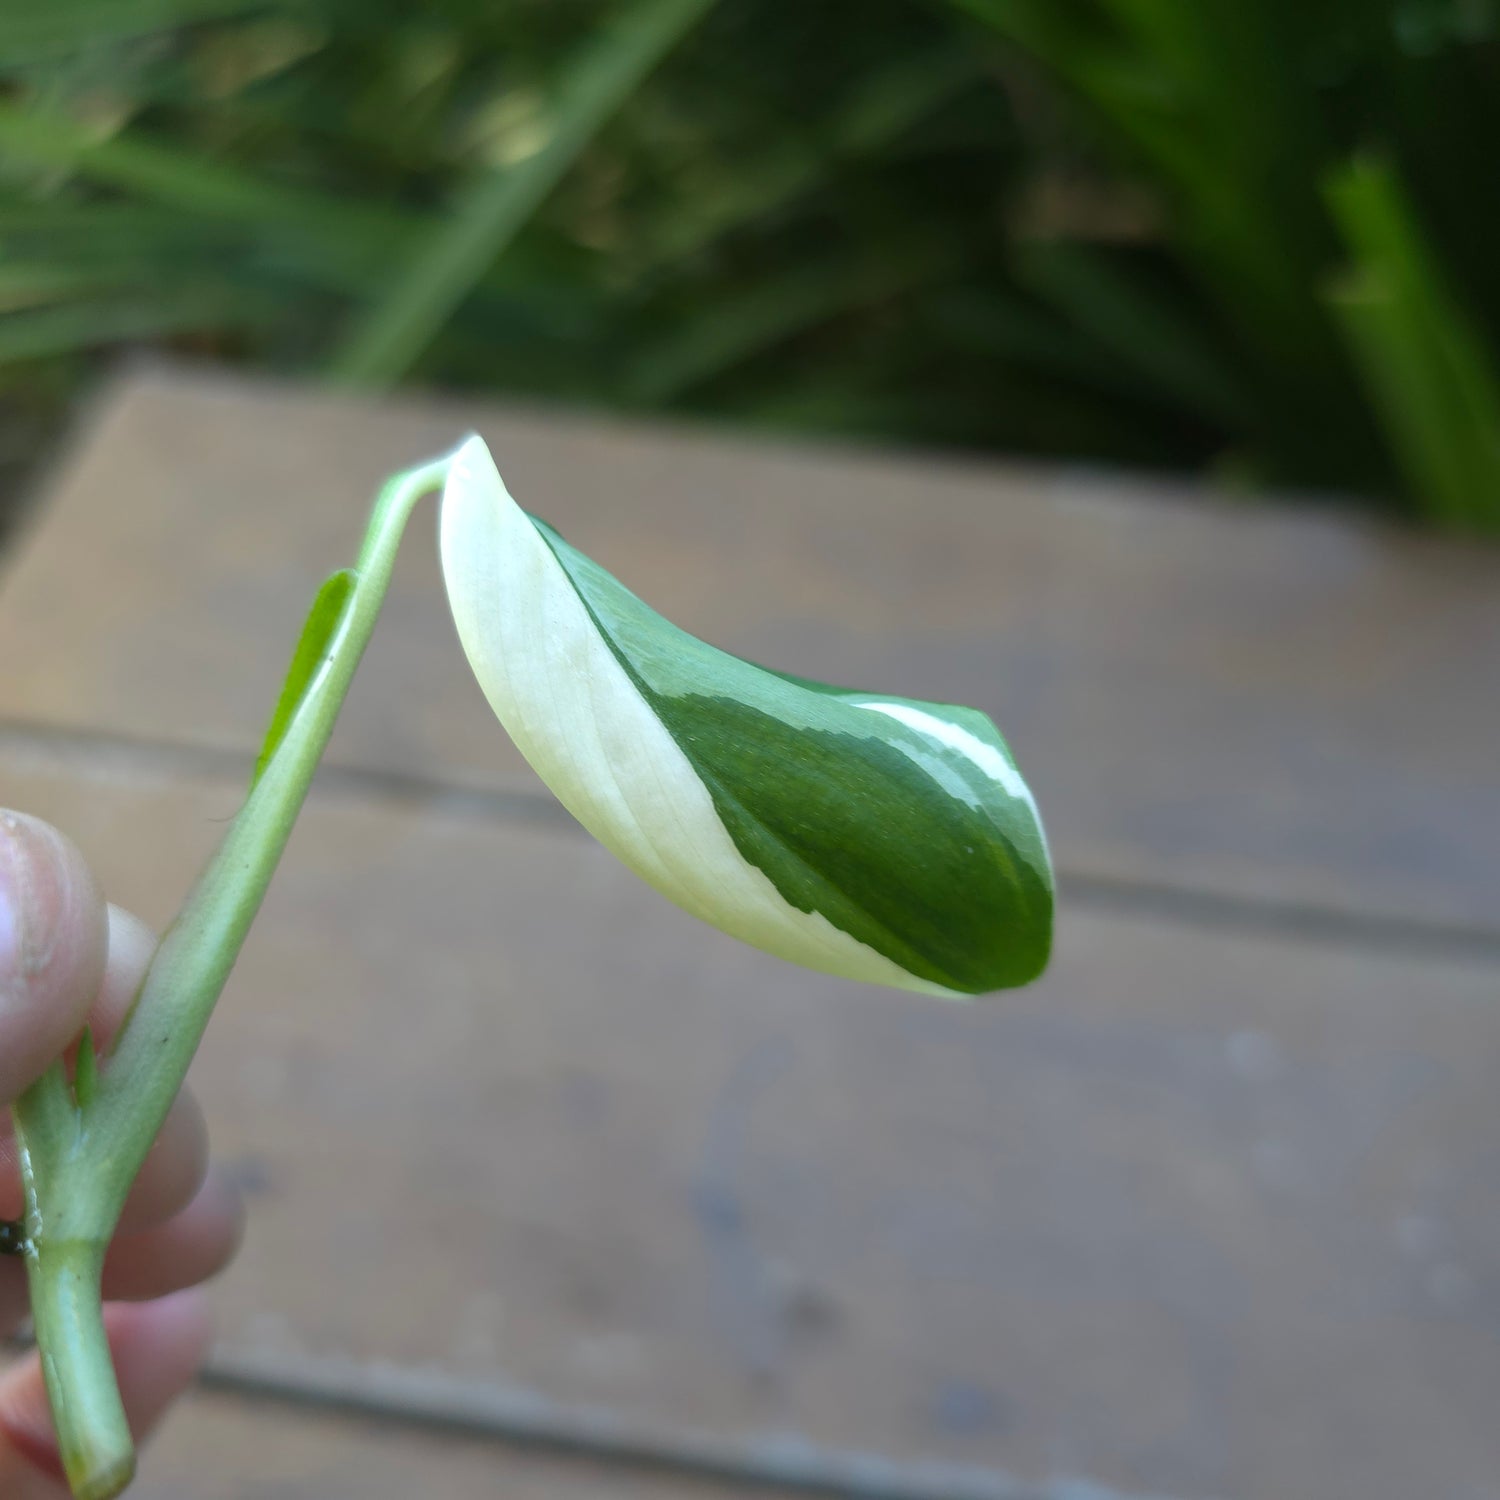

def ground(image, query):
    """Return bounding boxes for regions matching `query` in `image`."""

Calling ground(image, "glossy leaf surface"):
[440,436,1052,994]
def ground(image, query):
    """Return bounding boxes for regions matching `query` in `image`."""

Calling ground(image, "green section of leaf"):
[329,0,717,387]
[665,695,1050,992]
[532,518,1052,992]
[251,568,353,791]
[74,1026,97,1110]
[1323,156,1500,533]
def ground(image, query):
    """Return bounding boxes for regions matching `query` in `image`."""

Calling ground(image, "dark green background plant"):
[0,0,1496,529]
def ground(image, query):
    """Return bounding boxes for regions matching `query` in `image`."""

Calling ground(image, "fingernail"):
[0,814,25,989]
[0,812,55,997]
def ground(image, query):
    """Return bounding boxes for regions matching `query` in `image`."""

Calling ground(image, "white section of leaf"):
[439,435,959,998]
[852,700,1040,819]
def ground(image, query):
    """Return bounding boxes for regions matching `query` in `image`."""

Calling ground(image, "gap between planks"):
[199,1346,1201,1500]
[1,718,1496,967]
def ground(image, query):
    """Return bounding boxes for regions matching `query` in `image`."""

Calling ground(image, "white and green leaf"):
[440,436,1052,995]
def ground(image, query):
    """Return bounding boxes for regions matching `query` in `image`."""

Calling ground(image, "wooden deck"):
[1,363,1497,1500]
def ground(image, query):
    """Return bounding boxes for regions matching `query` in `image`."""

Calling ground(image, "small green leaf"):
[251,569,354,791]
[74,1026,97,1111]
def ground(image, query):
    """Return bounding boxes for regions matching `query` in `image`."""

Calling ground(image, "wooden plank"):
[2,749,1496,1500]
[136,1389,772,1500]
[1,365,1496,932]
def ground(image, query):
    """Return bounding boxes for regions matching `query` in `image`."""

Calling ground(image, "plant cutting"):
[6,436,1053,1498]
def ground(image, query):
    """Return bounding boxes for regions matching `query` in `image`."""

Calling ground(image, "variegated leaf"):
[440,435,1052,995]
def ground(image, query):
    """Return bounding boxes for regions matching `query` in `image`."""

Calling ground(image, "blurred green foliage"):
[0,0,1496,528]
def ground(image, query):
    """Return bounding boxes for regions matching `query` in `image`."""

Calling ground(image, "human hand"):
[0,812,242,1496]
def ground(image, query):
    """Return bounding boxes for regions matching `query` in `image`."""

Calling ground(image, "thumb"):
[0,812,108,1105]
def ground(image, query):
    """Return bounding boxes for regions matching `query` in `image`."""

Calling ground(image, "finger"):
[0,1411,69,1500]
[90,905,158,1052]
[0,904,154,1155]
[1,902,206,1234]
[115,1089,210,1235]
[0,1290,212,1494]
[0,1261,22,1340]
[0,814,108,1104]
[102,1170,243,1303]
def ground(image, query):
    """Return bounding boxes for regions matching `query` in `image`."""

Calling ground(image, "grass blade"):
[0,0,284,64]
[1015,241,1249,427]
[1324,155,1500,531]
[0,100,417,262]
[0,288,262,360]
[642,46,977,266]
[328,0,717,388]
[626,240,959,404]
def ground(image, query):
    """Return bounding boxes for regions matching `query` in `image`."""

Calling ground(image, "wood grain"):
[2,751,1495,1500]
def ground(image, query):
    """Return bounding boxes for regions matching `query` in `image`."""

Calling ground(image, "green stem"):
[9,448,457,1499]
[13,1062,131,1500]
[25,1236,126,1500]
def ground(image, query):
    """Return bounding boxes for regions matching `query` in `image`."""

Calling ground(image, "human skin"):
[0,812,243,1496]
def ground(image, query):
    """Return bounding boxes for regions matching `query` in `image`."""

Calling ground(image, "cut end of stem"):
[68,1454,136,1500]
[20,1233,133,1500]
